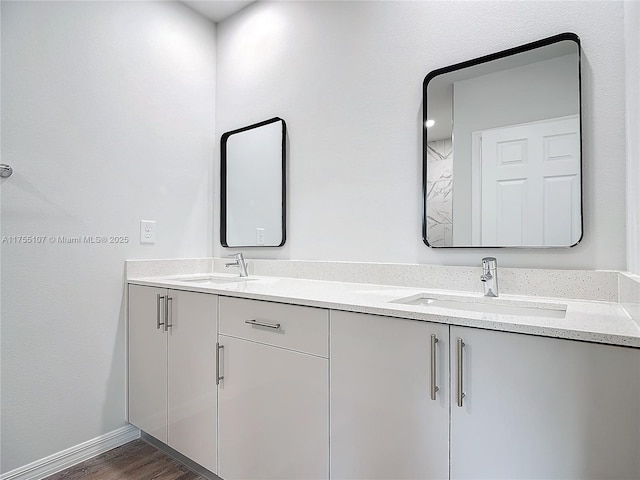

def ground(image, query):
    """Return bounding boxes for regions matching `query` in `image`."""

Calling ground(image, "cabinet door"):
[451,326,640,480]
[128,284,168,442]
[167,290,218,473]
[218,335,329,480]
[330,311,450,480]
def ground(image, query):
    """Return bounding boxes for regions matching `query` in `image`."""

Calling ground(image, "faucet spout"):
[481,257,498,297]
[225,252,249,277]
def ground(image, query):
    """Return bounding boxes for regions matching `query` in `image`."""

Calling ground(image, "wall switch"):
[140,220,156,244]
[256,227,265,246]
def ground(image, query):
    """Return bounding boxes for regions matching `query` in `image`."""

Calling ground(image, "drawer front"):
[219,296,329,357]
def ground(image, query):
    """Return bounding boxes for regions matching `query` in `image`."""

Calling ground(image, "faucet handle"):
[225,252,249,277]
[482,257,497,269]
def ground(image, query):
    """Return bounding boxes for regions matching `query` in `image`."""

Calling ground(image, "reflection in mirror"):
[221,117,286,247]
[423,33,582,248]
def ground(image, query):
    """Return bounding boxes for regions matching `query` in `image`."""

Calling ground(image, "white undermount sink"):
[391,293,567,319]
[166,275,256,284]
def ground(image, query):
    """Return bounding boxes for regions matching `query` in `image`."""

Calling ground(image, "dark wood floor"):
[44,439,208,480]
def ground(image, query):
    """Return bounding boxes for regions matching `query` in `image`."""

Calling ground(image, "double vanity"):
[126,258,640,480]
[123,27,637,480]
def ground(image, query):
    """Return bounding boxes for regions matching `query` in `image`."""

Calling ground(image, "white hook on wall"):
[0,164,13,178]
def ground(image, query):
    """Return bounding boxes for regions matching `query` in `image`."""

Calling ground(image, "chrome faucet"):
[225,252,249,277]
[481,257,498,297]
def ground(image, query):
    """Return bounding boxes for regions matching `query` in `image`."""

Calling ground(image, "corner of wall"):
[625,0,640,275]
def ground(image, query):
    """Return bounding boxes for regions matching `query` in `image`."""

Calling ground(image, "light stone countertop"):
[127,273,640,348]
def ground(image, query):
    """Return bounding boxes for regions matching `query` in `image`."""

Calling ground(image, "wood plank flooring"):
[43,439,208,480]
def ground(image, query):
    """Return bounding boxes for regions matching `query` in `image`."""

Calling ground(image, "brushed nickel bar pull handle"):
[245,319,281,330]
[457,338,465,407]
[430,334,439,401]
[165,296,173,331]
[156,294,165,329]
[216,343,224,385]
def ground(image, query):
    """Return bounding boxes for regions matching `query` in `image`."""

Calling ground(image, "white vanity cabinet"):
[330,310,450,480]
[126,278,640,480]
[217,297,329,480]
[128,285,218,473]
[331,310,640,480]
[450,326,640,480]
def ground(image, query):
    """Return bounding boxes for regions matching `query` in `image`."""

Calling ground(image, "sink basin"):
[168,275,256,285]
[391,294,567,319]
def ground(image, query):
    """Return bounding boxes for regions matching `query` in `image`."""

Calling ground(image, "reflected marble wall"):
[426,138,453,246]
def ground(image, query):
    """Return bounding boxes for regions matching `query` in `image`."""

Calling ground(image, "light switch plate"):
[140,220,156,244]
[256,227,265,246]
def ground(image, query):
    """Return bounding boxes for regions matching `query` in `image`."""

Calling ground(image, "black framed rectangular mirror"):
[423,33,582,248]
[221,117,286,247]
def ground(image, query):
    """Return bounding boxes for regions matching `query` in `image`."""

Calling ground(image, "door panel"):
[218,335,329,480]
[128,284,168,443]
[167,290,218,473]
[331,311,449,480]
[543,174,579,244]
[450,326,640,479]
[480,115,580,245]
[496,178,527,245]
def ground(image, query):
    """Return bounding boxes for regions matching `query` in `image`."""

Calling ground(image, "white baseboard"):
[0,424,140,480]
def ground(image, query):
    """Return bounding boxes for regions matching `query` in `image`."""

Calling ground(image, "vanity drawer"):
[219,297,329,357]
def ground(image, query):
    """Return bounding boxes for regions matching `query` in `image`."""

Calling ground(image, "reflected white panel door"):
[331,311,449,480]
[480,115,580,245]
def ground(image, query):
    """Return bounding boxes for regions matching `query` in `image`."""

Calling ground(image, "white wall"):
[625,0,640,275]
[215,0,628,269]
[0,1,215,473]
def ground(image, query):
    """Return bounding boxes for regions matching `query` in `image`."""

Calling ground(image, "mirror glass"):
[221,117,286,247]
[423,33,582,248]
